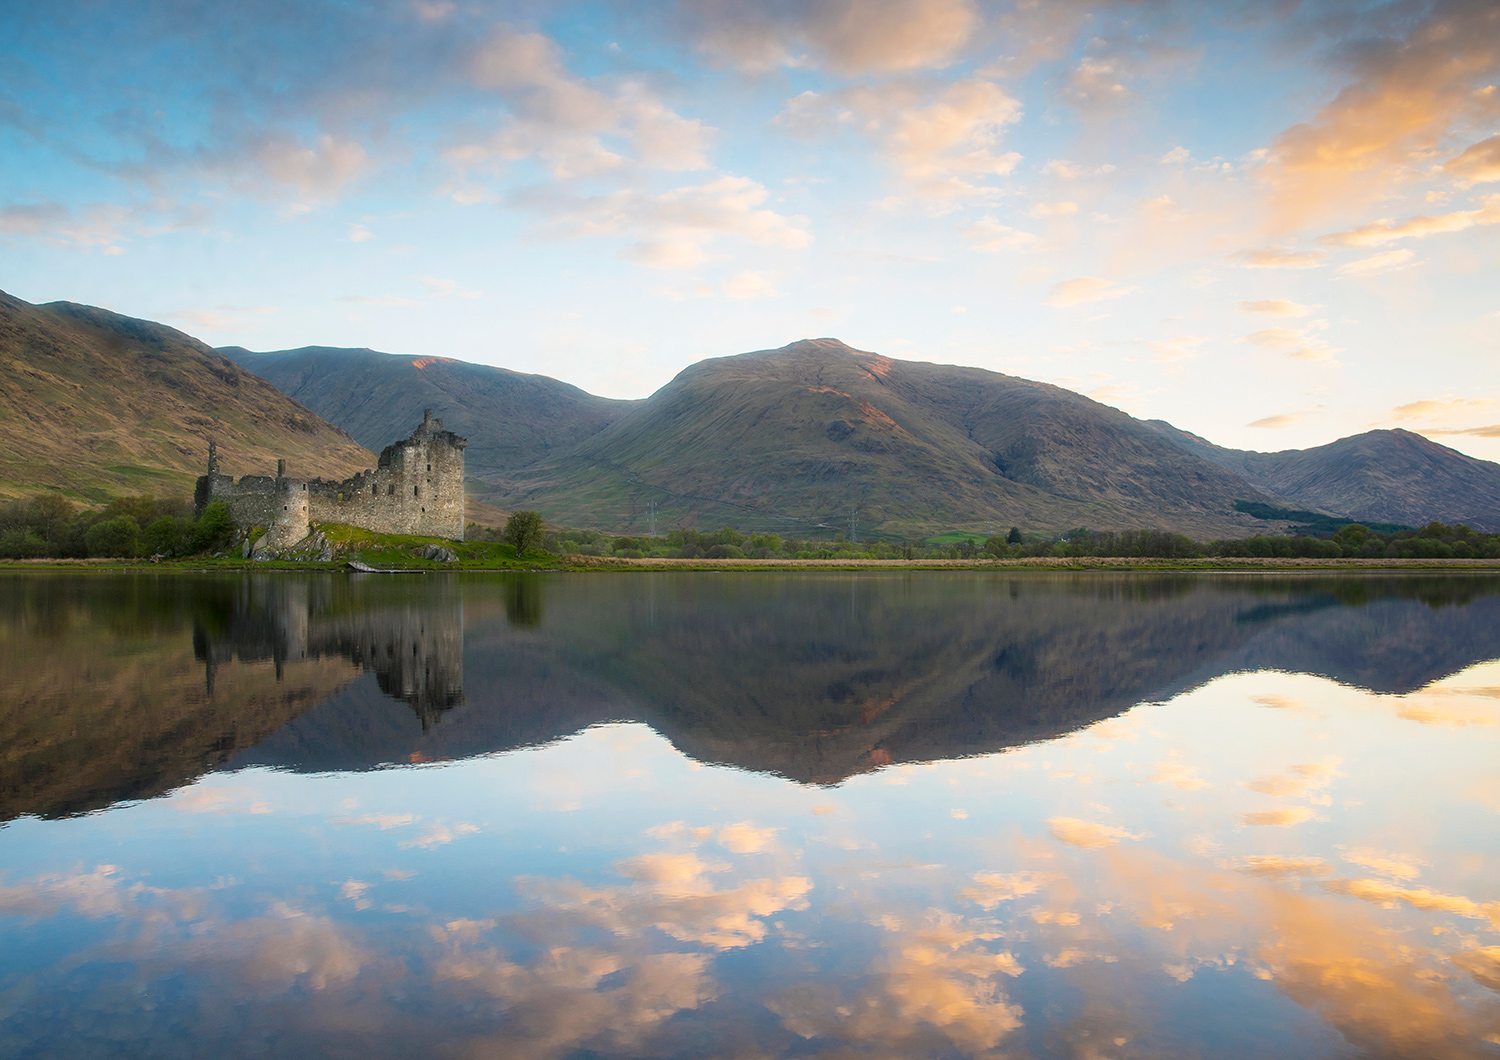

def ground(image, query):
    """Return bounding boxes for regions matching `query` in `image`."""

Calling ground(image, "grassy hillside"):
[498,339,1279,539]
[221,344,640,481]
[1146,421,1500,531]
[0,292,374,501]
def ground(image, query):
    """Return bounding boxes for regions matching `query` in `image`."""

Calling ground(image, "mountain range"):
[4,288,1499,535]
[225,334,1500,536]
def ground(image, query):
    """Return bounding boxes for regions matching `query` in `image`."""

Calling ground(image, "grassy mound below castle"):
[296,523,563,569]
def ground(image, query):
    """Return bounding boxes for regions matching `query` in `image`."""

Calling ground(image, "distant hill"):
[496,339,1280,538]
[0,292,373,501]
[219,345,640,481]
[1145,421,1500,531]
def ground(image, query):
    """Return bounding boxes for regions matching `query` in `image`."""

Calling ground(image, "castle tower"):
[265,459,311,548]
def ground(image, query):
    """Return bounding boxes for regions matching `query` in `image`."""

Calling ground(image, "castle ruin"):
[195,410,467,547]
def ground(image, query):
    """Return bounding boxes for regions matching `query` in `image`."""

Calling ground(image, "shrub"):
[190,501,236,553]
[84,516,141,558]
[0,529,47,559]
[142,516,190,556]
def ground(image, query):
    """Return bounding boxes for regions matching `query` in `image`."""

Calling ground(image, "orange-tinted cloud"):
[685,0,979,75]
[1240,807,1315,827]
[1045,277,1138,308]
[1257,1,1500,229]
[1237,299,1314,317]
[1445,134,1500,185]
[1232,247,1328,269]
[1321,196,1500,246]
[1047,817,1143,848]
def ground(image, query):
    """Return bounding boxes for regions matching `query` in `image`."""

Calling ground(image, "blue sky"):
[3,0,1499,458]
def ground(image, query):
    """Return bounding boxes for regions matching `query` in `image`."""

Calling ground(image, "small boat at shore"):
[346,559,424,574]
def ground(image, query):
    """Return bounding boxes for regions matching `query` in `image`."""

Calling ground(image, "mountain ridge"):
[0,291,374,501]
[1144,418,1500,530]
[220,344,640,480]
[494,338,1282,538]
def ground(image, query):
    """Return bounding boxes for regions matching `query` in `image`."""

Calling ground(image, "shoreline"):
[4,555,1500,574]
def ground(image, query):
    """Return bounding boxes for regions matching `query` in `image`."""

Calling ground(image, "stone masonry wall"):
[195,411,467,545]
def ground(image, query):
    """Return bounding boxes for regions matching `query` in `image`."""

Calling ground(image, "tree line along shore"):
[3,494,1500,566]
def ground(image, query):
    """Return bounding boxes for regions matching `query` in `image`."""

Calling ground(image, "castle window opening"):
[414,486,420,497]
[388,485,394,495]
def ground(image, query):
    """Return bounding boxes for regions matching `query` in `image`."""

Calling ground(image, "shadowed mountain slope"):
[0,292,373,500]
[221,344,640,481]
[499,339,1279,538]
[1146,420,1500,531]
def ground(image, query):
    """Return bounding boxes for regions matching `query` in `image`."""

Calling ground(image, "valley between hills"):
[5,288,1500,539]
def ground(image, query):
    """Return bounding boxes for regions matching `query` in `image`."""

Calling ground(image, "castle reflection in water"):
[193,576,464,726]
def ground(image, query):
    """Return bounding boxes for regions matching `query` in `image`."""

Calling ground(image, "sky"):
[2,0,1499,459]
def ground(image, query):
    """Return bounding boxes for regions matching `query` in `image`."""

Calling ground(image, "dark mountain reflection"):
[3,571,1499,820]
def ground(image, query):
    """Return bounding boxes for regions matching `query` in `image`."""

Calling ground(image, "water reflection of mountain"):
[5,573,1500,821]
[0,574,473,821]
[236,573,1500,785]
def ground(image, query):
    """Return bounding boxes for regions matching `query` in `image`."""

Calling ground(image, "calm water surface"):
[2,572,1499,1059]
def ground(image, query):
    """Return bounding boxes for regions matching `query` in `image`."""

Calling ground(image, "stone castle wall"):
[196,411,467,546]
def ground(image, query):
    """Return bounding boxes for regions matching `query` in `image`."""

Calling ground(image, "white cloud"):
[399,822,480,849]
[1041,159,1117,179]
[720,271,780,299]
[1045,276,1138,308]
[1143,335,1208,363]
[447,27,712,182]
[1242,326,1342,361]
[777,78,1021,206]
[718,822,779,852]
[1030,201,1078,217]
[420,276,483,298]
[0,201,146,249]
[245,133,371,198]
[1338,249,1415,275]
[960,216,1038,252]
[337,294,422,307]
[533,175,811,270]
[1062,56,1134,111]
